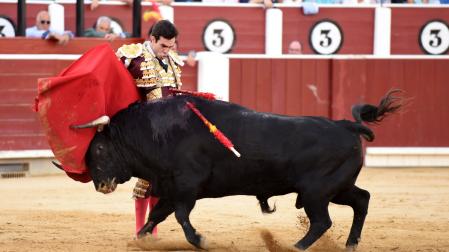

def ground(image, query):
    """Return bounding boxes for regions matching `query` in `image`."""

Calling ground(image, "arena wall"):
[1,3,448,170]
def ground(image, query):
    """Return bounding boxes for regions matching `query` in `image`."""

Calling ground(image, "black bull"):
[74,90,401,250]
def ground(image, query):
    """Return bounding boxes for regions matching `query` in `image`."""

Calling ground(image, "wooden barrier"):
[0,50,197,151]
[230,58,331,116]
[1,3,449,55]
[0,37,143,54]
[229,56,449,147]
[390,6,449,55]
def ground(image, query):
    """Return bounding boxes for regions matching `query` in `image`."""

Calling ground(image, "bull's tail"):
[350,89,403,142]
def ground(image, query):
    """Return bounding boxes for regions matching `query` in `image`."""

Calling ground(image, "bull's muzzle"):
[96,178,117,194]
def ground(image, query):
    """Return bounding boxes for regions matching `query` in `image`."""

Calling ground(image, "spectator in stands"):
[288,40,302,54]
[26,10,73,45]
[204,0,274,6]
[84,16,128,41]
[91,0,173,10]
[303,0,342,3]
[172,40,197,67]
[248,0,275,8]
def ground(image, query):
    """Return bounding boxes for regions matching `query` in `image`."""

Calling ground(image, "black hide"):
[85,90,401,250]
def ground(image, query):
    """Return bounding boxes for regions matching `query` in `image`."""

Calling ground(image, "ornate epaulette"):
[117,43,143,59]
[168,50,185,67]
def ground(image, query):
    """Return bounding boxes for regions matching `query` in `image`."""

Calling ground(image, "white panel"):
[265,8,283,55]
[160,5,174,23]
[48,3,65,34]
[196,51,229,101]
[373,7,391,56]
[365,147,449,167]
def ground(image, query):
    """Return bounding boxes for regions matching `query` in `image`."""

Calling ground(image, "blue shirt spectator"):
[26,10,73,45]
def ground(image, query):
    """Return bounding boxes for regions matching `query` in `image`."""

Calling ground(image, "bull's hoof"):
[199,236,208,249]
[187,233,207,249]
[136,232,146,239]
[346,244,358,252]
[294,242,306,251]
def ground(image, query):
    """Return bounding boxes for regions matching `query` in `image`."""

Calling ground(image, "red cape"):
[35,43,139,182]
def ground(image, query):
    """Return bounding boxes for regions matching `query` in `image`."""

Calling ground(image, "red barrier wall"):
[0,37,143,54]
[3,4,449,55]
[281,7,375,55]
[390,7,449,55]
[230,58,331,116]
[0,59,72,150]
[0,57,197,150]
[174,6,265,54]
[230,57,449,147]
[331,58,449,147]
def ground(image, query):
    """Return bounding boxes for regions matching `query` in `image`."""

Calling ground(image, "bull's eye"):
[95,144,104,155]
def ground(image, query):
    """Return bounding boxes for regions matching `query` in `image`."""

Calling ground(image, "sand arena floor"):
[0,167,448,252]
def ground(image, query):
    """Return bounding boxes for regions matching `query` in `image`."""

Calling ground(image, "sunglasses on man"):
[40,20,51,25]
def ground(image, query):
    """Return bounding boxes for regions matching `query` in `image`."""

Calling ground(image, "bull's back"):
[134,97,363,198]
[192,109,362,198]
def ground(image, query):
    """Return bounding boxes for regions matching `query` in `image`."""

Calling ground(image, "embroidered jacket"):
[116,41,183,100]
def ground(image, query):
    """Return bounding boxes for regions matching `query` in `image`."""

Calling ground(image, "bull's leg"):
[257,195,276,213]
[174,199,205,249]
[138,197,174,238]
[295,193,303,209]
[294,196,332,250]
[331,185,370,250]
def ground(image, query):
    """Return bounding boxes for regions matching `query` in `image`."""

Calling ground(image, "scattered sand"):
[0,168,448,251]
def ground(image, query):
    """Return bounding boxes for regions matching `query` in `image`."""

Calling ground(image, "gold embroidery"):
[118,43,143,59]
[132,178,150,199]
[129,45,182,90]
[146,88,163,100]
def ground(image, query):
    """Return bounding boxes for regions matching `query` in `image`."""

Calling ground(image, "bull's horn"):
[51,161,92,183]
[70,115,110,132]
[52,161,64,170]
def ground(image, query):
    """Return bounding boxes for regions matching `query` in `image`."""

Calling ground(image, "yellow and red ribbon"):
[186,101,241,158]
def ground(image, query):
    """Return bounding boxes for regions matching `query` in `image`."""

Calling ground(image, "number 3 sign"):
[419,20,449,55]
[202,19,236,54]
[309,20,343,55]
[0,16,15,37]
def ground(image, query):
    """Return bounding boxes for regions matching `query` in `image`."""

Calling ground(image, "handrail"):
[0,37,144,54]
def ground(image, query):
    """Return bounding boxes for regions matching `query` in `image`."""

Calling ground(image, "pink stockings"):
[135,196,159,236]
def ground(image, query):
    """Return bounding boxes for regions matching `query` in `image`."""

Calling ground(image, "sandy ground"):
[0,168,448,252]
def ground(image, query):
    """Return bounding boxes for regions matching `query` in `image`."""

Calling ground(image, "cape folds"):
[34,43,139,182]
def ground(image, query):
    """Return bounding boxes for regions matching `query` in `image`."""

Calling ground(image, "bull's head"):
[72,115,133,194]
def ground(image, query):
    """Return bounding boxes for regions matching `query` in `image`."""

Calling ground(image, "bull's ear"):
[97,124,107,132]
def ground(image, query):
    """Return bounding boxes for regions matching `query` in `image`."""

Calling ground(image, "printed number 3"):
[212,29,224,47]
[320,30,332,48]
[429,29,442,48]
[0,26,5,37]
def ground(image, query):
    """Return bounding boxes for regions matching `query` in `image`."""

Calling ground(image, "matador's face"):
[150,36,176,59]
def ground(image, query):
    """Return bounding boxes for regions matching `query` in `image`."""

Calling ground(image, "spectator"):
[185,50,197,67]
[202,0,240,2]
[288,40,302,54]
[91,0,173,10]
[26,10,73,45]
[172,40,197,67]
[84,16,127,41]
[249,0,275,8]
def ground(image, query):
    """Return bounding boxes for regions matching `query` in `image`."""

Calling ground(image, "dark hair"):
[150,20,178,41]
